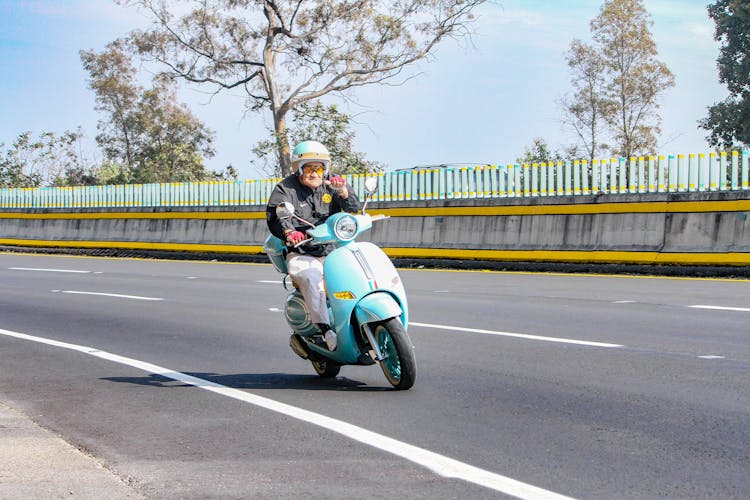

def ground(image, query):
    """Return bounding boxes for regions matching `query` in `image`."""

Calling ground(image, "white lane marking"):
[269,307,282,312]
[0,327,572,500]
[9,267,91,273]
[614,300,635,304]
[53,290,163,301]
[187,276,197,279]
[690,305,750,313]
[410,322,623,348]
[258,280,283,284]
[698,355,725,359]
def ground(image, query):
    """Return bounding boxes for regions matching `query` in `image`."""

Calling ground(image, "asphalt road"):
[1,252,748,499]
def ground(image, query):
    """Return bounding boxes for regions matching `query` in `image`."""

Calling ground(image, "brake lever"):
[293,238,313,248]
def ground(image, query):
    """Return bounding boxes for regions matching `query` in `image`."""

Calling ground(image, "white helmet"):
[291,140,331,175]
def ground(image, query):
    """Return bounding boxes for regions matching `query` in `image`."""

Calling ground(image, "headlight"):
[334,214,358,241]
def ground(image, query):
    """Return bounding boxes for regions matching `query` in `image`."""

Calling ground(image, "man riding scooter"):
[265,140,360,351]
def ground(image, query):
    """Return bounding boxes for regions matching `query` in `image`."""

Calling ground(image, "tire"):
[373,318,417,390]
[311,359,341,378]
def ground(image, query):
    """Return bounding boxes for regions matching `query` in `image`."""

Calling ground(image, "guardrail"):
[1,151,748,208]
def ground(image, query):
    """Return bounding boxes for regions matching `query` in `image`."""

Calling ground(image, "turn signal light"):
[333,291,356,300]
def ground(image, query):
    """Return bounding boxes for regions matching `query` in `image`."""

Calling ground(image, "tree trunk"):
[262,2,290,178]
[274,110,291,177]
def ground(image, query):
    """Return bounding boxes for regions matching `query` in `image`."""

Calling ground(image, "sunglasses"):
[301,164,325,175]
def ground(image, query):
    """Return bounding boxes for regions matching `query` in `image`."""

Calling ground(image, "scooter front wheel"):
[373,318,417,390]
[311,359,341,378]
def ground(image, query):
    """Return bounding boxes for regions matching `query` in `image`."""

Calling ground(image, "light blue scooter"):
[264,179,416,390]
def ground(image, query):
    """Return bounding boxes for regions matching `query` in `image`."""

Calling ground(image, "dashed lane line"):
[410,322,624,348]
[689,305,750,313]
[8,267,91,273]
[52,290,164,301]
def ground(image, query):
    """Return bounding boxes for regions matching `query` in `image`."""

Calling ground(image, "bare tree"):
[117,0,485,175]
[561,39,611,164]
[0,130,93,188]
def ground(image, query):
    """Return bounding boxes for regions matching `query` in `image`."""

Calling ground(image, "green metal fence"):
[1,151,748,209]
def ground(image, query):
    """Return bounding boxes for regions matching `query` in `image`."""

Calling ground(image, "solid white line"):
[690,305,750,313]
[0,327,572,500]
[54,290,163,301]
[9,267,91,273]
[410,322,623,348]
[258,280,283,284]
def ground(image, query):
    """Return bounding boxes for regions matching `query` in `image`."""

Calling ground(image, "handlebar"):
[286,212,389,250]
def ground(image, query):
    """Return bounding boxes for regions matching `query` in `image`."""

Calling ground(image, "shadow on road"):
[101,372,393,391]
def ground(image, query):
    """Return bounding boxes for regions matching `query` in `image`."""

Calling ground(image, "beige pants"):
[286,253,329,325]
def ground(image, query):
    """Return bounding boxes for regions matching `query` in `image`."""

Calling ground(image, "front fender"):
[354,292,403,325]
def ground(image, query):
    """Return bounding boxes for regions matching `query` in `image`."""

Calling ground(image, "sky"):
[0,0,728,180]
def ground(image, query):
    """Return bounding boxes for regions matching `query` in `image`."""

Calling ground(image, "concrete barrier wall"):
[370,197,750,253]
[1,191,748,267]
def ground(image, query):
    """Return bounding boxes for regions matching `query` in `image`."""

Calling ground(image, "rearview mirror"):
[276,202,295,219]
[364,177,378,195]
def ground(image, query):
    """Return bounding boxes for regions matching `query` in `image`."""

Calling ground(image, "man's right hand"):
[286,230,306,245]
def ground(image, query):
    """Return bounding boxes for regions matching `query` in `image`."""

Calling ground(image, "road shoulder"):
[0,401,142,499]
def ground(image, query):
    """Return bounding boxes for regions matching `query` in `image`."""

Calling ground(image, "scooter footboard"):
[354,292,403,325]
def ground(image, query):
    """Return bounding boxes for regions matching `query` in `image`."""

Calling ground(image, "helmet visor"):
[300,164,325,175]
[296,159,329,175]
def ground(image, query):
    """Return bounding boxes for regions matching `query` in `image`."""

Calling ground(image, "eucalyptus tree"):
[591,0,674,158]
[80,40,140,178]
[562,0,674,160]
[81,42,217,183]
[117,0,485,175]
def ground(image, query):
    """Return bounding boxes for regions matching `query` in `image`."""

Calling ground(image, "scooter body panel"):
[354,292,402,324]
[272,212,409,367]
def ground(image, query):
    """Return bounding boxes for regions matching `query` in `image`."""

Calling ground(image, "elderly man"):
[266,140,359,351]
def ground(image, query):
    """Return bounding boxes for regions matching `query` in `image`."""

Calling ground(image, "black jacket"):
[266,174,360,257]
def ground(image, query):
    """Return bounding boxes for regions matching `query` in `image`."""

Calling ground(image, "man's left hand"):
[325,176,348,199]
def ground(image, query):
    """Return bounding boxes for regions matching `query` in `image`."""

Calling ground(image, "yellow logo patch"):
[322,193,332,204]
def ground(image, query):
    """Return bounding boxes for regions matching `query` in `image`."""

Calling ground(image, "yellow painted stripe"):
[0,238,263,254]
[0,211,266,220]
[1,238,748,266]
[373,199,750,217]
[381,247,750,266]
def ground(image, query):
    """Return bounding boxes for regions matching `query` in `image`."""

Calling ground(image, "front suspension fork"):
[361,323,386,361]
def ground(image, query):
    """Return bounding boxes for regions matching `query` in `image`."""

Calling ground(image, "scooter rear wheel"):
[311,359,341,378]
[373,318,417,390]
